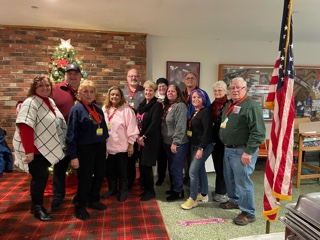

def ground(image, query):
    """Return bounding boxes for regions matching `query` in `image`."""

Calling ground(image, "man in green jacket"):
[219,77,265,226]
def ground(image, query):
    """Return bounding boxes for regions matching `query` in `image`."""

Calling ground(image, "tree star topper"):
[59,38,73,49]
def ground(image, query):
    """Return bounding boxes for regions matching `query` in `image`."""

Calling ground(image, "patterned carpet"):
[0,172,169,240]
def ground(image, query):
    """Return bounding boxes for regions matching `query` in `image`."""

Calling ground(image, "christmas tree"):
[48,39,88,83]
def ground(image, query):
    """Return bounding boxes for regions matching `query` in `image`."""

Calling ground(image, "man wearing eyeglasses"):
[219,77,265,226]
[122,68,145,190]
[182,72,211,183]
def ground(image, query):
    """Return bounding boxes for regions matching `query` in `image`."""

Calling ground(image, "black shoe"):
[33,205,52,221]
[88,201,106,211]
[51,199,62,211]
[118,192,127,202]
[165,189,175,195]
[75,208,90,221]
[101,190,117,199]
[156,179,164,186]
[140,191,155,201]
[30,205,51,214]
[166,190,184,202]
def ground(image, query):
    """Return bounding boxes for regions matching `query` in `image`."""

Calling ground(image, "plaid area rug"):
[0,172,169,240]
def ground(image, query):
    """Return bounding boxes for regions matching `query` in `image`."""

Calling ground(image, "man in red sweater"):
[51,62,81,211]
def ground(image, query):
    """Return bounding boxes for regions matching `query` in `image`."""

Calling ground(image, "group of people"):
[13,64,266,226]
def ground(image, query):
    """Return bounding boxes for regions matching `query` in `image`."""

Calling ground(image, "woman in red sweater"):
[13,75,67,221]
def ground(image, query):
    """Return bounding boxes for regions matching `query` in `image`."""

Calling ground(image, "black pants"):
[52,155,70,202]
[211,142,226,195]
[74,142,106,209]
[127,142,139,189]
[140,165,154,193]
[157,144,167,181]
[28,154,51,206]
[106,152,128,193]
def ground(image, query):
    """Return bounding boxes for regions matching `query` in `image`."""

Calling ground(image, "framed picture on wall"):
[166,61,200,91]
[218,63,320,120]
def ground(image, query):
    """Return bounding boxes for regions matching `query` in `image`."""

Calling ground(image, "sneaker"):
[212,193,227,202]
[233,211,256,226]
[181,197,198,210]
[219,201,239,209]
[196,193,209,203]
[88,201,106,211]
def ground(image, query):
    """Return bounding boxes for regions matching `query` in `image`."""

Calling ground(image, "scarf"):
[137,97,157,114]
[211,95,228,122]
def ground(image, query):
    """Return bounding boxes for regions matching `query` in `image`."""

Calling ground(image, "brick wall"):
[0,25,147,149]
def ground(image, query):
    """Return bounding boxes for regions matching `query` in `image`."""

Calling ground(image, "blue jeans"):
[189,143,214,200]
[223,147,258,216]
[163,142,189,192]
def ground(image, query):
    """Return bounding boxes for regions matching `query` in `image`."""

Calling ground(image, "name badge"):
[187,130,192,137]
[220,118,228,129]
[129,101,135,107]
[107,124,111,130]
[96,128,103,136]
[233,106,241,114]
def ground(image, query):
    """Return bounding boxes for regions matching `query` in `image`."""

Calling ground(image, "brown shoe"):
[233,211,256,226]
[219,201,239,209]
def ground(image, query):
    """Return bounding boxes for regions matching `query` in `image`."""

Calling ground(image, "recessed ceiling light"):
[31,6,38,9]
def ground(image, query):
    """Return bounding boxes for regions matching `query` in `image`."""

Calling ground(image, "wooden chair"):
[295,121,320,188]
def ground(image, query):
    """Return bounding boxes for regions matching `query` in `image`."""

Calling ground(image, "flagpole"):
[283,0,293,73]
[263,0,295,234]
[266,221,270,234]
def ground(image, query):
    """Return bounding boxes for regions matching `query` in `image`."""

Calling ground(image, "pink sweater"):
[103,104,139,155]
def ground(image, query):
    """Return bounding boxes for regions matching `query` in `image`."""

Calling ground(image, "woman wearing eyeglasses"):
[210,81,229,202]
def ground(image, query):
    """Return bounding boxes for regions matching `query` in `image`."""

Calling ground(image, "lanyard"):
[66,83,79,101]
[128,85,140,99]
[81,101,101,124]
[107,107,117,122]
[162,103,176,120]
[188,107,203,128]
[225,96,247,117]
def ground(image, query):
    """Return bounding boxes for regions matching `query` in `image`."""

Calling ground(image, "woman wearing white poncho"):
[13,75,67,221]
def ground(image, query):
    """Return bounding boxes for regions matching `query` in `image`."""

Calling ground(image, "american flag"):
[262,0,295,222]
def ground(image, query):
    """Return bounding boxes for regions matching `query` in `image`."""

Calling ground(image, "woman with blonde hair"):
[136,80,163,201]
[66,80,109,221]
[102,86,139,202]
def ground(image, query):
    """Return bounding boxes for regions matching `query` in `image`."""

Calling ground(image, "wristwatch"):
[142,135,147,140]
[198,147,203,151]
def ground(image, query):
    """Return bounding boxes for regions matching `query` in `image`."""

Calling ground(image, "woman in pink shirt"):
[102,86,139,202]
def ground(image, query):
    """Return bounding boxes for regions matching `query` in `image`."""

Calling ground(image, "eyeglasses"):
[229,86,246,91]
[214,89,224,93]
[185,77,196,81]
[127,75,139,79]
